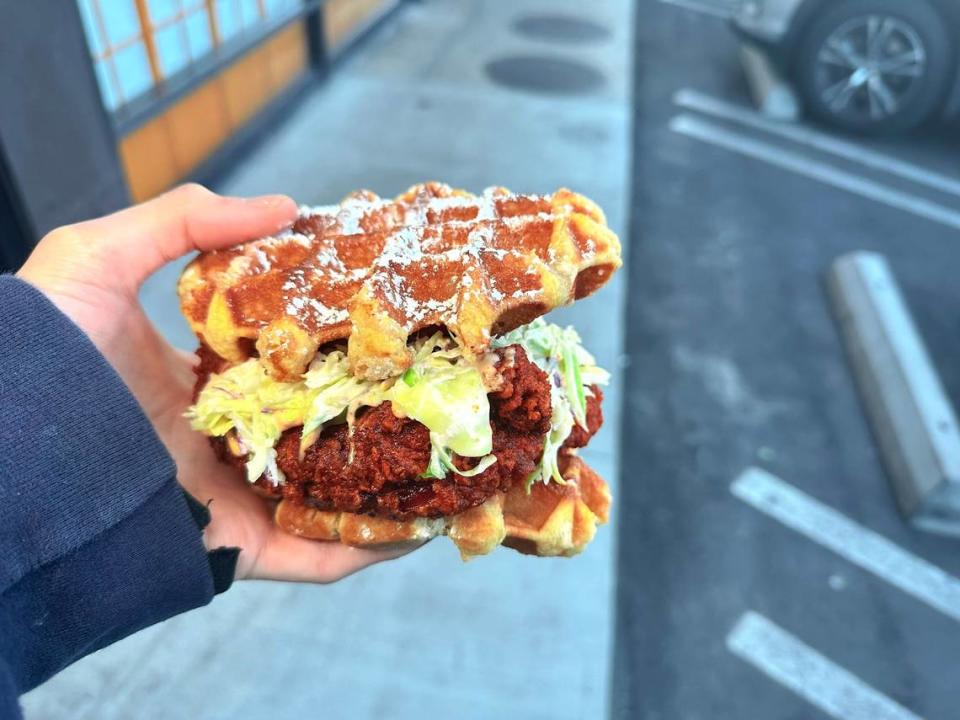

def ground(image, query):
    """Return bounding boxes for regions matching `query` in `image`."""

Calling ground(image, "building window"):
[77,0,303,113]
[77,0,156,111]
[149,0,213,78]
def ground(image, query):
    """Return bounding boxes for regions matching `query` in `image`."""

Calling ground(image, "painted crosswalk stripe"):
[674,88,960,199]
[731,467,960,622]
[728,611,922,720]
[670,114,960,231]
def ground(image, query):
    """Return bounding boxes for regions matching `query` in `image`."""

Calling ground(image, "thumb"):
[34,183,298,295]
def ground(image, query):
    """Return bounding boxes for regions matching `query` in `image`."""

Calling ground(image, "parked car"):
[732,0,960,133]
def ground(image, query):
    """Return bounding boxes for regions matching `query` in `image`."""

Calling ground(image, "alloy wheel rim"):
[814,14,927,122]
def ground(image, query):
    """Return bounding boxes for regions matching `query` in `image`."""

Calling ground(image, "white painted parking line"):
[657,0,733,19]
[674,89,960,199]
[732,467,960,623]
[670,114,960,231]
[728,611,923,720]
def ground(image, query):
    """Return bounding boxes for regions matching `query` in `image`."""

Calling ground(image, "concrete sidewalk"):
[22,2,631,718]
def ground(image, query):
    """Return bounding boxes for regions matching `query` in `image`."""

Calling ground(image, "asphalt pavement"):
[615,2,960,719]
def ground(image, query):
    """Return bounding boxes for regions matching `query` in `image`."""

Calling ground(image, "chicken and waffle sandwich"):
[180,182,621,559]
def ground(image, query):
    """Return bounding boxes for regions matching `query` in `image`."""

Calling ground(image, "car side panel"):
[733,0,807,42]
[944,72,960,118]
[926,0,960,118]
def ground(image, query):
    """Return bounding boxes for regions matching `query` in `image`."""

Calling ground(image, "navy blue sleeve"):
[0,276,217,712]
[0,655,17,720]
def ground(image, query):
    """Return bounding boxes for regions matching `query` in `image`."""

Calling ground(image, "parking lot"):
[615,2,960,718]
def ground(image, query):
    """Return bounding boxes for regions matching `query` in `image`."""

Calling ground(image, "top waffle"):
[178,182,621,381]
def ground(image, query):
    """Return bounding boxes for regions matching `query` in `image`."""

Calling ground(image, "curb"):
[739,44,799,121]
[826,252,960,537]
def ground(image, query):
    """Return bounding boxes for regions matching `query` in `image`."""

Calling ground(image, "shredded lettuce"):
[388,333,496,477]
[188,320,607,490]
[186,360,314,484]
[423,439,499,480]
[389,348,492,457]
[300,349,382,455]
[187,333,497,484]
[494,319,609,490]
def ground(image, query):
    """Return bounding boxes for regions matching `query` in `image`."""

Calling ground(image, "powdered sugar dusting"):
[376,226,425,268]
[299,199,394,235]
[313,243,347,272]
[307,297,348,324]
[423,295,458,315]
[284,294,348,325]
[467,223,495,248]
[476,187,499,220]
[361,208,551,329]
[503,212,553,228]
[298,203,339,217]
[188,183,618,381]
[367,227,439,324]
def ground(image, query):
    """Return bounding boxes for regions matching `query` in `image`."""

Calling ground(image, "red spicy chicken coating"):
[564,385,604,449]
[490,346,552,435]
[196,344,603,519]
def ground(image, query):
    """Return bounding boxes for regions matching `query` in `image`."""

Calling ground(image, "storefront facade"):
[0,0,399,271]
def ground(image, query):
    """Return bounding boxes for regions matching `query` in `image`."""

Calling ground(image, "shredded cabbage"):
[187,333,497,484]
[186,360,314,484]
[387,333,495,476]
[493,319,609,490]
[300,349,383,455]
[188,320,607,490]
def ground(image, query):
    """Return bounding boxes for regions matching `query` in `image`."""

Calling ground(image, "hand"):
[17,184,418,582]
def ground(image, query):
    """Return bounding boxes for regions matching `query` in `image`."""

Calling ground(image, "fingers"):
[174,347,201,368]
[73,183,298,292]
[247,530,427,583]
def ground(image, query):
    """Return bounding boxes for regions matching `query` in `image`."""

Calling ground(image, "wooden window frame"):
[86,0,313,121]
[87,0,151,107]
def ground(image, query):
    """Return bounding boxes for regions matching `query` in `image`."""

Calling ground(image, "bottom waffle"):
[274,455,611,559]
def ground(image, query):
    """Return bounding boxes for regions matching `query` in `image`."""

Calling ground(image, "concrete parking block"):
[739,44,798,121]
[826,252,960,537]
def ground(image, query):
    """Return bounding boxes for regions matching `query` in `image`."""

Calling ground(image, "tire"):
[793,0,953,134]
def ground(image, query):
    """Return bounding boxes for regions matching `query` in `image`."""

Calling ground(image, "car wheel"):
[793,0,953,133]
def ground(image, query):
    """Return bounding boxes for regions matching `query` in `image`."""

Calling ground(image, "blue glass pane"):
[216,1,242,41]
[155,24,189,76]
[100,1,142,44]
[147,0,179,23]
[274,0,301,14]
[114,42,154,101]
[185,11,213,60]
[239,0,259,28]
[76,0,104,55]
[93,60,119,110]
